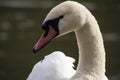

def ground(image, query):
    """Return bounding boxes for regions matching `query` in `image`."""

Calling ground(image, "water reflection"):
[0,0,120,80]
[14,12,26,20]
[1,21,11,31]
[0,1,57,8]
[103,33,120,42]
[17,19,35,30]
[0,32,9,40]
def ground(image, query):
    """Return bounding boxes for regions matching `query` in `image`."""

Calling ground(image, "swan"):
[28,1,108,80]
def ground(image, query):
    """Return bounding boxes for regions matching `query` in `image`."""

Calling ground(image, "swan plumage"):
[27,51,76,80]
[28,1,108,80]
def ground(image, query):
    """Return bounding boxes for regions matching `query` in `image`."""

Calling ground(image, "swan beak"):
[33,26,58,53]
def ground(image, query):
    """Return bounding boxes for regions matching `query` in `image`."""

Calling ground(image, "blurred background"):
[0,0,120,80]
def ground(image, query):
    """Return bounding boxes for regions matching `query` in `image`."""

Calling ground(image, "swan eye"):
[59,15,64,19]
[42,15,64,36]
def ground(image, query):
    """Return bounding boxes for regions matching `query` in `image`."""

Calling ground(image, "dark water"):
[0,0,120,80]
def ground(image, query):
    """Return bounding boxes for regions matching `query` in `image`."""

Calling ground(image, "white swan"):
[28,1,108,80]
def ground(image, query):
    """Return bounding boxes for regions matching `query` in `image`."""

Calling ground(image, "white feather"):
[27,51,76,80]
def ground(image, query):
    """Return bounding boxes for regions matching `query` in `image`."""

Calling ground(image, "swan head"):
[33,1,86,52]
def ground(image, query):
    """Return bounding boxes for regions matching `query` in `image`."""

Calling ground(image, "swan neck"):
[75,18,106,75]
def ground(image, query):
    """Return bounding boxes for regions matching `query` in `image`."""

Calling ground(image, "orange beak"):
[33,26,58,53]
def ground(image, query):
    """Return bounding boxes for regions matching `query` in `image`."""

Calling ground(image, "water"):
[0,0,120,80]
